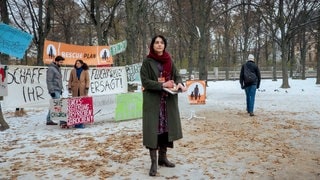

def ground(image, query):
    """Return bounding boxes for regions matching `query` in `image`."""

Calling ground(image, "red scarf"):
[147,48,172,81]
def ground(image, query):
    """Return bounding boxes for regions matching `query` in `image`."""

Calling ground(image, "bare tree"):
[125,0,142,64]
[169,0,200,79]
[196,0,213,81]
[50,0,82,44]
[82,0,122,46]
[260,0,320,88]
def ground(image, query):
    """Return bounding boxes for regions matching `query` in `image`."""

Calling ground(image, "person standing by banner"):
[140,35,187,176]
[46,56,65,125]
[68,59,90,128]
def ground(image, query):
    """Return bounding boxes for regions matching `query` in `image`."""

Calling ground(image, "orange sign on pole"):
[43,39,113,66]
[186,80,206,104]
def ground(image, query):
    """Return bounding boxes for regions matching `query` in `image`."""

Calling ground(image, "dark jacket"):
[46,62,63,94]
[140,58,183,148]
[68,69,90,97]
[239,60,261,88]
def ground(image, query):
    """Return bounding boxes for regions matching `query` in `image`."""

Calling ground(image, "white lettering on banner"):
[67,97,93,125]
[61,52,83,59]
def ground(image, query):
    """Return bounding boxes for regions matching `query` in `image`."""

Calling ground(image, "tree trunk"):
[187,0,196,79]
[198,31,208,81]
[272,39,277,81]
[36,0,53,65]
[316,20,320,84]
[197,0,211,81]
[279,0,290,88]
[188,34,195,79]
[241,2,250,62]
[125,0,139,64]
[280,43,290,88]
[300,30,307,80]
[0,0,10,65]
[289,36,294,78]
[223,2,231,80]
[255,19,262,65]
[0,0,10,130]
[0,101,9,131]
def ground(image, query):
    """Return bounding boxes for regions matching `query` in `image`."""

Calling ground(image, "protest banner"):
[0,23,33,59]
[67,96,94,126]
[125,63,141,84]
[43,39,113,66]
[110,40,127,56]
[90,66,128,95]
[3,65,127,108]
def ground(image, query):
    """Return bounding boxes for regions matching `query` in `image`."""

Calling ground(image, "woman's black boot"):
[149,149,157,176]
[158,146,175,167]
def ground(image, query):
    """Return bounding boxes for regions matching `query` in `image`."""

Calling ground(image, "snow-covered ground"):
[1,78,319,179]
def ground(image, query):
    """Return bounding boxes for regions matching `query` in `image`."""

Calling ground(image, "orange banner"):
[43,40,113,66]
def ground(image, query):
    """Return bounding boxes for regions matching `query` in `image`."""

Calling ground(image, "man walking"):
[239,54,261,116]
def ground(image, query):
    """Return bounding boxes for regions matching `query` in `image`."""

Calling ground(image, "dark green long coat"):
[140,58,183,149]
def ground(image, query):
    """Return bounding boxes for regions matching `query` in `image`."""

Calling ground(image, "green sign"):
[110,40,127,56]
[115,92,142,121]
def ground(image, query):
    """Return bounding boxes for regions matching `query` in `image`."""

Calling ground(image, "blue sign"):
[0,23,33,59]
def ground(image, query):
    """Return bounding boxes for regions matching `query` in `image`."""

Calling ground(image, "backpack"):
[243,64,257,84]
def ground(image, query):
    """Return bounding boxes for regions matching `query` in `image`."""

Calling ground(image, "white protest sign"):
[3,65,127,108]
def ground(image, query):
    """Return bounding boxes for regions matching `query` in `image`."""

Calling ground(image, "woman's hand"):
[177,83,187,92]
[162,80,175,88]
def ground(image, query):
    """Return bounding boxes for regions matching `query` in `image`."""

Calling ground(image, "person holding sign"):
[68,59,90,128]
[46,56,65,125]
[140,35,187,176]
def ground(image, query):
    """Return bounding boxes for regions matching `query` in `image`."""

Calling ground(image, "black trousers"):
[147,132,173,149]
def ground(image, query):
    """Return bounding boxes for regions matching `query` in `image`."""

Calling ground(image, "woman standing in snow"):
[68,59,90,128]
[140,35,187,176]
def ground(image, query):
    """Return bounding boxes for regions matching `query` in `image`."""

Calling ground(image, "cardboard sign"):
[50,98,68,121]
[67,96,94,126]
[186,80,206,104]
